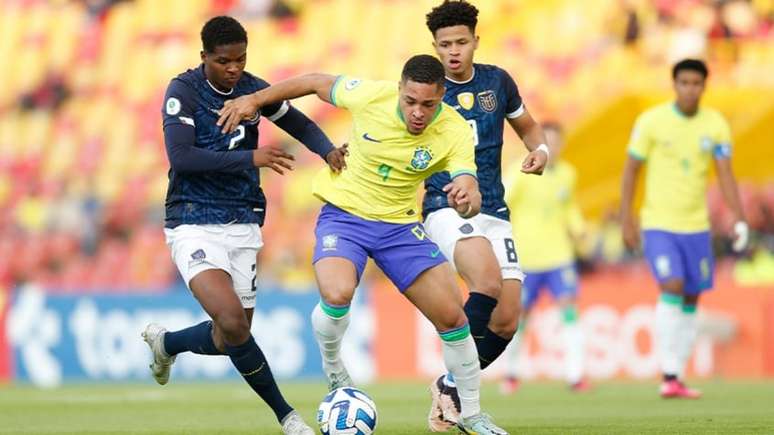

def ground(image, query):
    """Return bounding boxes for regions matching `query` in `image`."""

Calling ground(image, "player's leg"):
[642,230,697,398]
[547,265,588,391]
[672,231,714,397]
[310,205,369,390]
[425,209,503,369]
[403,265,507,435]
[500,273,541,395]
[375,223,507,434]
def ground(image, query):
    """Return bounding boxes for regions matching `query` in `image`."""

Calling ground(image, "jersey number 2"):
[228,125,246,150]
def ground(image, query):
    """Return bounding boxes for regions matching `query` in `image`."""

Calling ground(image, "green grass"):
[1,380,773,434]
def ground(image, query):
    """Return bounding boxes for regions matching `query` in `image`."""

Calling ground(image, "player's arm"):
[217,74,338,133]
[501,70,548,175]
[620,156,643,250]
[507,110,549,175]
[442,125,481,217]
[162,80,294,174]
[268,103,348,172]
[712,138,748,252]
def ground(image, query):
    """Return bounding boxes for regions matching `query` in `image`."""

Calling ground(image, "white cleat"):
[281,410,315,435]
[325,368,354,392]
[141,323,176,385]
[458,413,508,435]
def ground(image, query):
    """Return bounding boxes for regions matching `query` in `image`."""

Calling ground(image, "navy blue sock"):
[163,321,223,356]
[226,335,293,423]
[464,292,498,339]
[478,328,511,369]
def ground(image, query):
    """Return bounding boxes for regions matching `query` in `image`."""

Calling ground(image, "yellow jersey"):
[628,103,732,233]
[505,160,585,271]
[313,76,476,223]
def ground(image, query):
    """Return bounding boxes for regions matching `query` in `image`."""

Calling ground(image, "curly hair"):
[425,0,479,35]
[401,55,446,86]
[201,16,248,53]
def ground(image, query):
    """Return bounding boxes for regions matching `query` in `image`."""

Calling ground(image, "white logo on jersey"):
[166,97,181,115]
[345,78,362,90]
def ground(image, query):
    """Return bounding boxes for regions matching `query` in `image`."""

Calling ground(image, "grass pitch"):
[1,380,773,434]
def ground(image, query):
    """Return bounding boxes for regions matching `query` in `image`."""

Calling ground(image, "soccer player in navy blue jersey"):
[422,1,550,431]
[141,16,344,435]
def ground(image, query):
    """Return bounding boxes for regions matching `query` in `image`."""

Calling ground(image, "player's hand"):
[622,215,640,251]
[521,148,548,175]
[326,143,349,173]
[217,94,260,134]
[443,182,481,217]
[731,221,749,253]
[253,145,295,175]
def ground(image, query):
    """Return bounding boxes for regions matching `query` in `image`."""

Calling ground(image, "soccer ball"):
[317,387,378,435]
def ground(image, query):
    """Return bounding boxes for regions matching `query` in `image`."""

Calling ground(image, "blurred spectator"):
[18,74,70,112]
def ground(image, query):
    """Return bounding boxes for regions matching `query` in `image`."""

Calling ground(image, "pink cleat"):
[499,376,520,395]
[660,380,702,399]
[569,379,592,393]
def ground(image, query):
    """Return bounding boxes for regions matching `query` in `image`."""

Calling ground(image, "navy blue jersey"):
[162,65,291,228]
[423,63,524,221]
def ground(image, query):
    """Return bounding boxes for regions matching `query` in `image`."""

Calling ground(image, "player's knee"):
[320,283,355,307]
[214,312,250,345]
[472,275,502,299]
[436,307,468,331]
[489,314,519,339]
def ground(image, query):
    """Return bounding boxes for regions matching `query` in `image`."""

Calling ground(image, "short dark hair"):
[401,55,446,86]
[201,16,247,54]
[672,58,708,80]
[426,0,479,35]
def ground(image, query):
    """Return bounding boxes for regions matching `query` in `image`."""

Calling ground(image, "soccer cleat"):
[499,376,520,395]
[428,375,461,432]
[660,380,701,399]
[325,368,354,391]
[281,410,315,435]
[457,413,509,435]
[569,379,592,393]
[141,323,176,385]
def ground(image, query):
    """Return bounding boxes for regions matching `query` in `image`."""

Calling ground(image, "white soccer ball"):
[317,387,378,435]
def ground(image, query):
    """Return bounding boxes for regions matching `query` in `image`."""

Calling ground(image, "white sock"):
[676,306,698,378]
[503,326,524,379]
[311,302,350,376]
[440,326,481,419]
[563,321,584,384]
[655,294,683,377]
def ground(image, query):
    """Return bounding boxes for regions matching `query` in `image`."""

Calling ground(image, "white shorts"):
[424,208,525,281]
[164,223,264,308]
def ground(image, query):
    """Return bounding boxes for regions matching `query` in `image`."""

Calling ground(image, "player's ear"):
[473,34,480,50]
[200,50,206,63]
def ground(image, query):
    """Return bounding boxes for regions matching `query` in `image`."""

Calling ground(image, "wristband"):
[536,144,549,158]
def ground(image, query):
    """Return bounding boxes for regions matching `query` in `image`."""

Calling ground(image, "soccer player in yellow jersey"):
[218,55,509,434]
[501,122,589,394]
[620,59,749,399]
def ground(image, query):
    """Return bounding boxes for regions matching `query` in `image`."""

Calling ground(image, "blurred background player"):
[421,1,549,430]
[620,59,749,399]
[142,16,346,434]
[218,54,509,435]
[501,122,589,394]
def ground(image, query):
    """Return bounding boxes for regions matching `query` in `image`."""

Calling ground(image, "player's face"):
[673,70,705,112]
[398,80,445,135]
[432,25,478,79]
[201,42,247,91]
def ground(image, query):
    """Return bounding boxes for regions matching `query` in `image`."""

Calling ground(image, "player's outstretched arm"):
[620,155,643,250]
[443,174,482,218]
[507,108,548,175]
[714,158,748,252]
[217,74,338,133]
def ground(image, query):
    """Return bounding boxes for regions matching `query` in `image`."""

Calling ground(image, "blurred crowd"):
[0,0,773,291]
